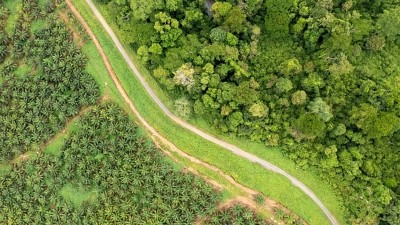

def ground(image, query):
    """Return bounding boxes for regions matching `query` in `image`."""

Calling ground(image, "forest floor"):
[64,0,293,222]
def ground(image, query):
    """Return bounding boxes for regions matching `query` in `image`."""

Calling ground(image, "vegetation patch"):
[60,184,98,208]
[3,0,22,36]
[14,63,32,77]
[30,19,47,33]
[0,164,11,176]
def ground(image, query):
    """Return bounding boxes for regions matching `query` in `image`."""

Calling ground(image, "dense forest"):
[99,0,400,224]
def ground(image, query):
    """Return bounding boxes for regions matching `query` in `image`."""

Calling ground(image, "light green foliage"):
[137,45,149,62]
[322,19,352,51]
[292,17,307,35]
[280,58,303,76]
[351,16,373,42]
[222,6,246,33]
[149,43,162,55]
[235,81,258,104]
[308,97,332,122]
[181,9,203,29]
[173,63,195,89]
[328,53,354,76]
[243,0,264,16]
[377,7,400,41]
[291,90,307,105]
[333,123,346,136]
[165,0,182,12]
[248,102,269,118]
[275,77,293,93]
[228,111,244,132]
[60,184,98,208]
[366,34,386,51]
[154,12,182,48]
[320,145,339,169]
[211,2,232,23]
[301,73,324,92]
[174,97,192,118]
[312,0,333,18]
[210,27,226,42]
[212,3,246,33]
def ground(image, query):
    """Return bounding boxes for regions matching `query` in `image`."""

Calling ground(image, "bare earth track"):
[67,0,339,224]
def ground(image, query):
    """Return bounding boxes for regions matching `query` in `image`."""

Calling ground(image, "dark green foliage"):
[0,0,99,164]
[93,0,400,223]
[0,103,220,224]
[293,113,325,138]
[264,0,295,38]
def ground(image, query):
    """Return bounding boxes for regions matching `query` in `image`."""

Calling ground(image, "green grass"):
[0,164,11,176]
[44,118,81,156]
[60,184,98,208]
[14,63,32,77]
[82,42,123,104]
[4,0,22,36]
[72,1,348,224]
[30,19,47,34]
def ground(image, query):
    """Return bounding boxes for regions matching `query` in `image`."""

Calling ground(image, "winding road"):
[82,0,339,224]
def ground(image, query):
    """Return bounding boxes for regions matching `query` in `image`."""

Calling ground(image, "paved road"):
[84,0,339,224]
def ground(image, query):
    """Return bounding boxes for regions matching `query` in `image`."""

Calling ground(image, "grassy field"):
[72,1,348,224]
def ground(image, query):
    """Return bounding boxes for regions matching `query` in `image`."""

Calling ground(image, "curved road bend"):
[84,0,339,224]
